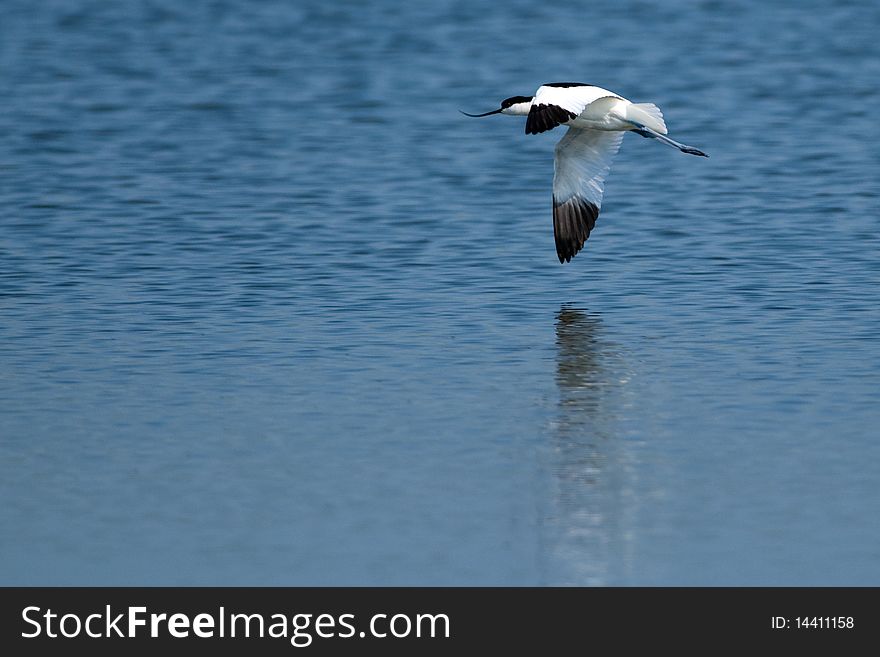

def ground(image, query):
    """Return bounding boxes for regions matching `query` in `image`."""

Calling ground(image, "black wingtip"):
[553,195,599,264]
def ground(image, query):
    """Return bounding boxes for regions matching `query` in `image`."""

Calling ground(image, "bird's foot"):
[681,146,708,157]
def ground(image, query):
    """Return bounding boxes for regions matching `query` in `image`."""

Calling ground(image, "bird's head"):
[461,95,533,118]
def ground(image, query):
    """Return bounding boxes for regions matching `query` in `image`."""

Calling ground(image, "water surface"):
[1,0,879,585]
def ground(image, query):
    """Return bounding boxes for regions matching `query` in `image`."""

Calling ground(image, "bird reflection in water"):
[546,306,635,585]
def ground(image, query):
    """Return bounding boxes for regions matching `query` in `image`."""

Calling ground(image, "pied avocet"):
[463,82,707,263]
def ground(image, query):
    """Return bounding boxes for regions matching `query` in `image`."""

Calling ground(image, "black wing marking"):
[552,195,600,263]
[526,103,577,135]
[543,82,594,88]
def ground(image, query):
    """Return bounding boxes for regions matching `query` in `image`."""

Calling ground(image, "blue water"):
[2,0,879,585]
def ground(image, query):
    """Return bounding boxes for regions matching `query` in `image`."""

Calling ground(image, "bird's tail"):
[627,103,667,135]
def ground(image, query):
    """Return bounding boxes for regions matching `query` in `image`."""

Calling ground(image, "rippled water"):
[1,0,879,585]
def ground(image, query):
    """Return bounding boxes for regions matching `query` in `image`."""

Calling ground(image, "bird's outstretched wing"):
[552,127,624,263]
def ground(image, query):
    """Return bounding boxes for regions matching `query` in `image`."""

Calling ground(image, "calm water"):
[2,0,879,585]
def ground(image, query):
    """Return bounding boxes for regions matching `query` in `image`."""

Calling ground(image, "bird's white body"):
[464,82,706,263]
[501,85,667,134]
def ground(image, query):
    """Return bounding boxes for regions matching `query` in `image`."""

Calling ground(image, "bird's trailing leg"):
[629,122,708,157]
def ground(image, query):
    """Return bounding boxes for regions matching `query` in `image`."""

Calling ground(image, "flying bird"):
[462,83,707,263]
